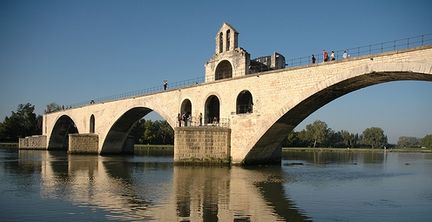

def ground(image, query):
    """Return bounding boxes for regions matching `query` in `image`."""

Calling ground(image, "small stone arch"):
[180,99,192,116]
[180,99,193,126]
[215,60,233,80]
[90,114,95,133]
[205,95,220,124]
[226,29,231,51]
[236,90,253,114]
[219,32,223,53]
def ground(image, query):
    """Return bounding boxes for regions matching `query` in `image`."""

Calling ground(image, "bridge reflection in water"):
[20,151,311,221]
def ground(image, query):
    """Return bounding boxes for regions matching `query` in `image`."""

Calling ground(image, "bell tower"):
[205,23,250,82]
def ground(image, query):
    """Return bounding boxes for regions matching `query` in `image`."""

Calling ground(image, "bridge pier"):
[68,133,99,154]
[174,127,231,164]
[19,135,47,150]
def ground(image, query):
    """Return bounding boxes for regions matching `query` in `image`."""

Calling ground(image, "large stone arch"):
[100,107,175,154]
[47,115,79,150]
[242,67,432,164]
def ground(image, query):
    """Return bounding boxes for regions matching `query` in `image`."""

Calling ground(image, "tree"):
[304,120,329,148]
[397,136,421,148]
[143,120,157,144]
[130,119,146,144]
[421,134,432,148]
[46,102,62,113]
[340,130,357,148]
[284,131,300,147]
[0,103,41,142]
[361,127,387,149]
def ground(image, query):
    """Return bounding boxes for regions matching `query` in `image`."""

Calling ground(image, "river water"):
[0,148,431,221]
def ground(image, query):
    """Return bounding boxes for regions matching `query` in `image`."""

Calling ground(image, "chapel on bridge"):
[205,23,286,82]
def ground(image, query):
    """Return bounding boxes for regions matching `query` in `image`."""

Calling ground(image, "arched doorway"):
[236,90,253,114]
[205,95,220,124]
[48,115,78,150]
[215,60,233,80]
[181,99,192,116]
[90,114,95,133]
[180,99,192,126]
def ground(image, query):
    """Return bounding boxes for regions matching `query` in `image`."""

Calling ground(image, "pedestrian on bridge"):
[323,50,329,62]
[163,80,168,90]
[343,50,348,59]
[177,113,182,127]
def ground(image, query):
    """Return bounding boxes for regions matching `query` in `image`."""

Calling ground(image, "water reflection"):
[2,149,430,221]
[1,150,309,221]
[283,149,387,165]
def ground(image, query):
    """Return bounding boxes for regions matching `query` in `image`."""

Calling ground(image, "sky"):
[0,0,431,143]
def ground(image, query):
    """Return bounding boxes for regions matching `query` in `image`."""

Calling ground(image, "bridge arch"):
[101,107,152,154]
[205,95,221,124]
[236,90,253,114]
[243,67,432,164]
[48,115,78,150]
[100,106,175,154]
[215,60,233,80]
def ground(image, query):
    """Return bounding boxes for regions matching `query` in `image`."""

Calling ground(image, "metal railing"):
[175,116,230,128]
[52,34,431,112]
[286,34,432,67]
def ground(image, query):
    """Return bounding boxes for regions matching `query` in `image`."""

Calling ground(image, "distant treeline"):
[283,120,432,149]
[1,103,431,149]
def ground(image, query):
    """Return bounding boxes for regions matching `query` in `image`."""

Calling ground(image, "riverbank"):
[2,143,430,153]
[134,144,173,150]
[283,147,432,153]
[0,143,18,148]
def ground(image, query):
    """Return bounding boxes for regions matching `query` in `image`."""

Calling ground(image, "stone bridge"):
[20,23,432,165]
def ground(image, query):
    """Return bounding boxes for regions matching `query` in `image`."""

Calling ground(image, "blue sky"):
[1,0,431,143]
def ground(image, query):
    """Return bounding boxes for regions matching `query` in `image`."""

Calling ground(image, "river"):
[0,148,431,221]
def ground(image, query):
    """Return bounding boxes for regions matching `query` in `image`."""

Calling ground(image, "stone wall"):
[19,135,47,150]
[174,127,231,164]
[68,133,98,154]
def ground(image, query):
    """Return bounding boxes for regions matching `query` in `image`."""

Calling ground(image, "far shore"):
[0,143,18,148]
[283,147,432,153]
[1,143,430,153]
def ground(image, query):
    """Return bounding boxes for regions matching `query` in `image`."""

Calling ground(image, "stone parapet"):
[68,133,98,154]
[19,135,47,150]
[174,127,231,164]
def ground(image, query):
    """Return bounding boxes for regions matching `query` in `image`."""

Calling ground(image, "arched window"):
[90,114,95,133]
[219,32,223,53]
[236,90,253,114]
[226,29,231,51]
[215,60,233,80]
[205,95,220,124]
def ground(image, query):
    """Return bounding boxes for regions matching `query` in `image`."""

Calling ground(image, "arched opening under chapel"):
[215,60,233,80]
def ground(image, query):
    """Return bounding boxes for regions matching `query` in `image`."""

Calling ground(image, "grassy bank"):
[134,144,173,156]
[0,143,18,148]
[283,147,432,153]
[134,144,173,150]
